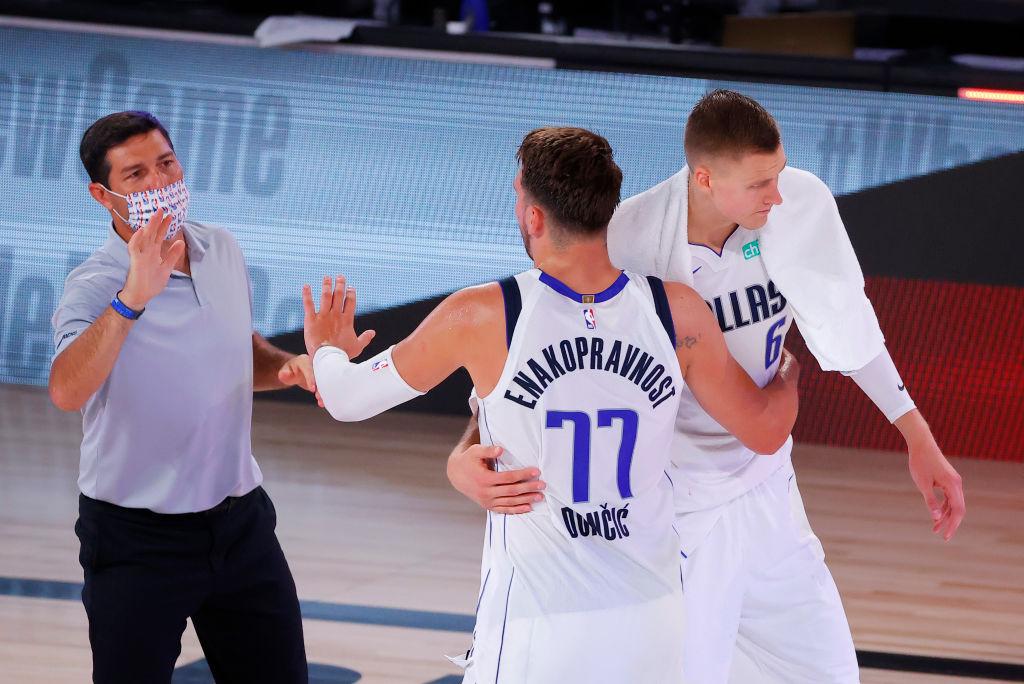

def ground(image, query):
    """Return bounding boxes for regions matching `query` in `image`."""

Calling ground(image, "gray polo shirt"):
[52,221,263,513]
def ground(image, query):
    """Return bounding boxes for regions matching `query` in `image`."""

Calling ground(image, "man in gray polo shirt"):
[50,111,312,683]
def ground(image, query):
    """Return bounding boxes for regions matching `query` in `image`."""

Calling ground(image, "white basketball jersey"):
[670,228,795,512]
[477,268,685,613]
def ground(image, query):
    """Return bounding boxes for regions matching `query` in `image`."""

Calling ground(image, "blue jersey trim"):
[538,271,629,304]
[494,567,515,684]
[498,276,522,349]
[479,402,498,551]
[688,226,739,258]
[688,241,725,258]
[646,276,677,349]
[475,568,491,615]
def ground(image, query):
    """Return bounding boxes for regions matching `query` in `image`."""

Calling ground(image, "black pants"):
[75,487,308,684]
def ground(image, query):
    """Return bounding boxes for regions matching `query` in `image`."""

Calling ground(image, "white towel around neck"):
[607,165,884,372]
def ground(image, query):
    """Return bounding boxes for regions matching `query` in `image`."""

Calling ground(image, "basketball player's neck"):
[534,237,621,294]
[687,175,738,253]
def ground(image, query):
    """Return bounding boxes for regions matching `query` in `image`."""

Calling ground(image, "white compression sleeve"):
[312,345,424,422]
[842,348,917,423]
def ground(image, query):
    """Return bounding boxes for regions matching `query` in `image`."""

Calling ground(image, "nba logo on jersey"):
[371,359,390,372]
[583,308,597,329]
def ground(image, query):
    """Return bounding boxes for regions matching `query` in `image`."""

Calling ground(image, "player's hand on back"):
[302,275,376,360]
[447,444,546,515]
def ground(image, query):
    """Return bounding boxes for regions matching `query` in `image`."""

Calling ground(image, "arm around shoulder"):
[663,281,799,454]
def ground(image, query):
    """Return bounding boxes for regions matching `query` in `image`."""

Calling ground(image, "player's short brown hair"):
[516,126,622,237]
[684,89,781,163]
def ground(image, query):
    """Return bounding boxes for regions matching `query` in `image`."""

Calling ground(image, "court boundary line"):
[2,576,1022,681]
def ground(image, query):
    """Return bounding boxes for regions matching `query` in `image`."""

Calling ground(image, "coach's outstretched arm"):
[665,281,800,455]
[49,211,185,412]
[303,275,502,422]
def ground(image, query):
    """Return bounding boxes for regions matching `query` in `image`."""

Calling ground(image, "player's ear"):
[691,165,712,192]
[526,204,545,239]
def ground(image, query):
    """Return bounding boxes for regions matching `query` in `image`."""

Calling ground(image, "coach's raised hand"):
[118,209,187,311]
[302,275,376,360]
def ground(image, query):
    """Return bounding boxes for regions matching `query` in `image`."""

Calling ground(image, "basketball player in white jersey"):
[302,127,800,683]
[448,92,966,683]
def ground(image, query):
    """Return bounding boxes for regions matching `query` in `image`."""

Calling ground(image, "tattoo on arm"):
[677,335,698,349]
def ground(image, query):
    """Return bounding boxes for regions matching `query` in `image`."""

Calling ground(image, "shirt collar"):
[538,270,630,304]
[100,221,207,271]
[101,223,131,270]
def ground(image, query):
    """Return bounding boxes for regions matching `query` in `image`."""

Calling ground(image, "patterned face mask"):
[105,179,190,240]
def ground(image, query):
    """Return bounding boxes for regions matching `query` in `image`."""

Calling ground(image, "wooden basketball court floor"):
[1,383,1021,683]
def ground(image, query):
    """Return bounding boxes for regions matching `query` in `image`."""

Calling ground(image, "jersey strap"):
[646,276,677,349]
[498,276,522,349]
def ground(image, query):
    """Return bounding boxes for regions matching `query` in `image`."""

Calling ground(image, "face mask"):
[105,179,190,240]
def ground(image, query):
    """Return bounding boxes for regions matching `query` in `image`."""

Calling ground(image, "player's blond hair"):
[684,89,781,163]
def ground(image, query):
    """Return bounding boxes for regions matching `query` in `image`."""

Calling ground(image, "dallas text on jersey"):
[706,281,786,332]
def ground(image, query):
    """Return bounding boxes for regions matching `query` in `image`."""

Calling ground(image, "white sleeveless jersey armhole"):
[464,269,687,684]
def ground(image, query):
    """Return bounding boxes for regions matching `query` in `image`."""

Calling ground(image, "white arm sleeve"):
[312,345,424,422]
[842,348,917,423]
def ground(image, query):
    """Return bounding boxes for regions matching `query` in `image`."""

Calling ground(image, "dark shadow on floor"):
[172,660,362,683]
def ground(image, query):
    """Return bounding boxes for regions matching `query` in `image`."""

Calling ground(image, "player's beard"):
[519,222,533,260]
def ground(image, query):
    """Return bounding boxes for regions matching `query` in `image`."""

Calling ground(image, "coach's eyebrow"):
[120,163,145,177]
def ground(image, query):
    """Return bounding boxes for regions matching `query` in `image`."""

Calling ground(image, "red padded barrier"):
[789,277,1024,461]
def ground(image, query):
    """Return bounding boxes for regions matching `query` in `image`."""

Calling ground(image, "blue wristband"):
[111,291,144,320]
